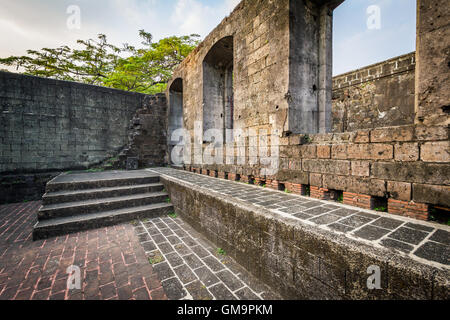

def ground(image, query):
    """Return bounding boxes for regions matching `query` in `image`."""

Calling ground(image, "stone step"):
[45,173,160,193]
[38,192,169,221]
[42,183,165,205]
[33,202,174,240]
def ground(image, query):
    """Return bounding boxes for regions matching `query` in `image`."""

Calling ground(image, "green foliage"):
[166,197,171,203]
[337,193,343,203]
[216,248,226,256]
[0,30,200,94]
[168,212,177,218]
[148,255,164,265]
[284,188,291,194]
[374,206,387,212]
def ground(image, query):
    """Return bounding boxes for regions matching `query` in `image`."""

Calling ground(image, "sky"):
[0,0,416,76]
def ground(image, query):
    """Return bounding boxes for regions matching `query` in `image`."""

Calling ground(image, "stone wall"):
[332,52,416,132]
[0,71,148,174]
[119,93,168,168]
[0,72,168,203]
[168,0,449,221]
[161,174,448,299]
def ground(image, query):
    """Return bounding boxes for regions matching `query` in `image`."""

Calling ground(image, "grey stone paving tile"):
[160,228,174,236]
[405,222,435,233]
[371,217,404,230]
[147,227,161,236]
[165,252,184,268]
[322,204,341,210]
[279,206,305,214]
[161,278,187,300]
[202,256,225,272]
[209,283,237,300]
[141,241,157,252]
[183,253,204,269]
[174,243,192,256]
[328,223,356,233]
[191,245,210,258]
[185,281,214,300]
[388,227,429,245]
[301,201,323,208]
[194,266,220,287]
[339,215,373,228]
[380,238,414,253]
[429,229,450,245]
[153,262,175,281]
[329,208,359,217]
[304,206,335,216]
[353,225,391,241]
[235,287,260,300]
[152,234,166,244]
[310,214,342,225]
[260,201,283,207]
[216,270,244,291]
[293,212,314,220]
[173,264,197,284]
[181,236,199,247]
[158,242,175,254]
[414,242,449,265]
[166,235,182,245]
[356,212,379,220]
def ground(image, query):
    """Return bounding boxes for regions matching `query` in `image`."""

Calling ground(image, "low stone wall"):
[0,172,60,204]
[332,52,416,132]
[160,173,448,300]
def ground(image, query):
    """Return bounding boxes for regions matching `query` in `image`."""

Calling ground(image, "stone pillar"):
[414,0,450,126]
[288,0,343,134]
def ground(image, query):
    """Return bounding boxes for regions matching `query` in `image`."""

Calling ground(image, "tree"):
[0,30,200,94]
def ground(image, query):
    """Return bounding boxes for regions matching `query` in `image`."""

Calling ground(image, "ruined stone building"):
[1,0,448,221]
[0,0,448,301]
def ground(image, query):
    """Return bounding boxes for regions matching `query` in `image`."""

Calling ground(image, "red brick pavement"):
[0,201,167,300]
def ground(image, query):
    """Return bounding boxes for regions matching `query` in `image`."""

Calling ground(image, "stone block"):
[371,126,414,142]
[420,141,450,162]
[347,144,393,160]
[331,144,348,159]
[351,161,370,177]
[394,143,419,161]
[412,184,450,207]
[387,181,412,201]
[317,145,331,159]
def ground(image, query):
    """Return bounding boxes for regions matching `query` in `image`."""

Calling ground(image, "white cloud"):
[170,0,240,36]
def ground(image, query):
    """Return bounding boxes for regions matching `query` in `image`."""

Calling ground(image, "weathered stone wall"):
[332,52,416,132]
[0,71,147,174]
[169,0,291,141]
[170,0,449,220]
[119,93,168,168]
[162,174,449,300]
[415,0,450,126]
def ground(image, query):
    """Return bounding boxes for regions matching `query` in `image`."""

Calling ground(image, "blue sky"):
[0,0,416,75]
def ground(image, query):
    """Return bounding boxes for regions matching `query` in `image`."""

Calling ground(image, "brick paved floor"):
[134,215,281,300]
[0,201,166,300]
[0,201,279,300]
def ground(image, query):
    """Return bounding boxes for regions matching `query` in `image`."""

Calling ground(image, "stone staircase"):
[33,170,173,240]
